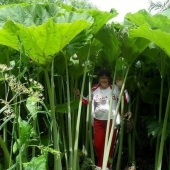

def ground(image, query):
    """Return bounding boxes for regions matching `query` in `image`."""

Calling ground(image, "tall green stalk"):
[84,73,93,156]
[73,45,91,170]
[88,74,95,163]
[168,140,170,170]
[131,94,140,167]
[44,60,61,170]
[157,89,170,170]
[59,77,69,169]
[103,68,116,162]
[155,77,164,170]
[64,54,73,169]
[0,136,10,167]
[116,95,125,170]
[102,66,130,169]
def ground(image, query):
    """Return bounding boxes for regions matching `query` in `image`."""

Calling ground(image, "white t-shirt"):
[92,85,119,121]
[83,84,129,125]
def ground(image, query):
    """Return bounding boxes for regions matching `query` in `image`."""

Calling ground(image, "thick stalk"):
[44,61,61,170]
[59,77,68,169]
[73,45,91,170]
[127,101,132,163]
[65,56,73,169]
[155,77,164,170]
[84,73,92,155]
[157,89,170,170]
[131,94,140,166]
[168,140,170,170]
[103,69,116,162]
[102,66,130,169]
[5,47,14,168]
[116,96,124,170]
[0,135,10,167]
[88,74,95,163]
[72,78,78,145]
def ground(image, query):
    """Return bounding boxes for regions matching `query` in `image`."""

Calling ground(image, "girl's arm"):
[73,88,88,105]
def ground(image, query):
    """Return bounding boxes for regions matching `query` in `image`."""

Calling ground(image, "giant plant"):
[126,9,170,170]
[0,2,118,170]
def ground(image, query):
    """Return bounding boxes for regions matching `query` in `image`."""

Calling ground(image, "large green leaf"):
[59,6,117,28]
[120,34,150,65]
[53,10,93,23]
[125,10,170,65]
[23,154,47,170]
[125,10,170,33]
[0,3,65,27]
[58,5,117,35]
[96,24,120,65]
[129,24,170,57]
[160,8,170,19]
[142,47,170,78]
[0,19,92,66]
[88,9,117,35]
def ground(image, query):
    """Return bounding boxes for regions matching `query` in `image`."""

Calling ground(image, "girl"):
[74,69,130,170]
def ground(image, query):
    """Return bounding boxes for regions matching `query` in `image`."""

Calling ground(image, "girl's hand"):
[124,112,133,133]
[73,88,80,97]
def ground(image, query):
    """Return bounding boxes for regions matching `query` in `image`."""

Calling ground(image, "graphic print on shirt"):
[112,94,116,100]
[92,86,119,120]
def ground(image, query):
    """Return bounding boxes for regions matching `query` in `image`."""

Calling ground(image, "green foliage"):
[56,99,79,113]
[96,24,121,66]
[23,154,47,170]
[19,118,34,145]
[26,96,39,120]
[0,1,170,170]
[142,115,170,139]
[0,0,59,4]
[126,10,170,57]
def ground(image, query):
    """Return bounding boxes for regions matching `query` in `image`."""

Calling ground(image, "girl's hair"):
[98,69,111,79]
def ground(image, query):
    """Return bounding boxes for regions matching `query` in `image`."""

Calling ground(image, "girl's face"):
[99,76,110,89]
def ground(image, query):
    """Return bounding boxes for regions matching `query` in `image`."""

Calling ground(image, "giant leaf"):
[58,5,117,35]
[142,47,170,78]
[160,8,170,19]
[0,19,92,66]
[0,3,65,27]
[129,24,170,57]
[53,10,93,23]
[88,9,118,35]
[125,10,170,33]
[96,24,120,65]
[121,36,150,64]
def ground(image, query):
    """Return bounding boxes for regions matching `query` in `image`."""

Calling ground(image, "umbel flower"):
[5,74,30,94]
[0,64,13,72]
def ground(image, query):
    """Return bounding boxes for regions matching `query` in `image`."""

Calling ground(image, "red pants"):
[93,118,118,168]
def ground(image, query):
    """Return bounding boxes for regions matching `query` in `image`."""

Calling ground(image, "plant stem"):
[157,89,170,170]
[116,96,124,170]
[44,61,61,170]
[73,45,91,170]
[131,94,139,167]
[65,55,73,169]
[155,77,164,170]
[0,135,10,167]
[102,66,130,169]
